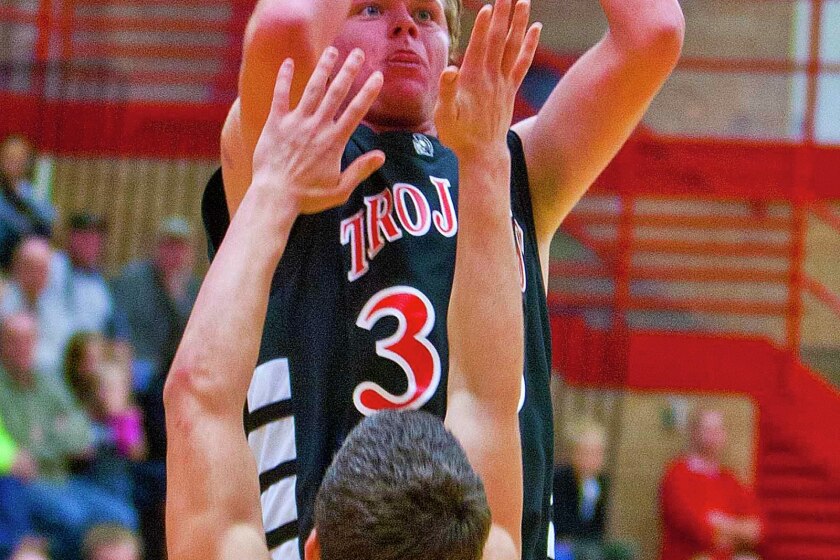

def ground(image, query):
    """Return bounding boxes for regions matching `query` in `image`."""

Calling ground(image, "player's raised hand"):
[434,0,541,159]
[251,47,385,215]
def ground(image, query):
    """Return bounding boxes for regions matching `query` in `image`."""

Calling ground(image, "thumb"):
[338,150,386,194]
[438,66,459,107]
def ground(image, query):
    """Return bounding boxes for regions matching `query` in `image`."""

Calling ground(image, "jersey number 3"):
[353,286,442,416]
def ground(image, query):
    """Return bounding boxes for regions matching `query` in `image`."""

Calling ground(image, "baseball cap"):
[69,212,107,231]
[158,215,192,240]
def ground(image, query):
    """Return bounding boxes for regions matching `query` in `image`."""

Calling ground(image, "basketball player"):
[201,0,684,558]
[167,6,538,558]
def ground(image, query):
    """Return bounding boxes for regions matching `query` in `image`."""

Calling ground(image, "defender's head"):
[307,410,490,560]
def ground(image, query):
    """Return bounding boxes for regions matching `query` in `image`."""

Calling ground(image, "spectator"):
[0,236,74,381]
[0,313,137,560]
[112,215,199,399]
[659,407,763,560]
[0,416,40,560]
[63,333,146,499]
[54,213,126,340]
[554,421,634,560]
[0,136,55,269]
[81,525,140,560]
[111,215,199,560]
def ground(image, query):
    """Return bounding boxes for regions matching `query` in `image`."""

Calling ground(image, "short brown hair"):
[314,410,491,560]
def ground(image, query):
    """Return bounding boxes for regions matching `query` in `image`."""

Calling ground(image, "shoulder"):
[482,525,519,560]
[662,456,690,478]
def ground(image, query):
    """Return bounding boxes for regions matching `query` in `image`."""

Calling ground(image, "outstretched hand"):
[434,0,541,159]
[251,47,385,216]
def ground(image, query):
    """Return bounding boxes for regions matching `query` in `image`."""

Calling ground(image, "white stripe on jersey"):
[261,476,299,536]
[548,494,555,559]
[248,358,293,411]
[248,416,297,476]
[247,358,300,552]
[271,538,301,560]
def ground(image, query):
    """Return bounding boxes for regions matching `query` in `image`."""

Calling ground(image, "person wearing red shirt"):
[659,408,763,560]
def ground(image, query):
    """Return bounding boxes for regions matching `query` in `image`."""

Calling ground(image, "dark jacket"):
[553,463,609,540]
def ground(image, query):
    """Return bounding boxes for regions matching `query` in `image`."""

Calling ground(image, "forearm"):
[447,148,523,410]
[445,146,524,551]
[164,184,295,560]
[240,0,351,150]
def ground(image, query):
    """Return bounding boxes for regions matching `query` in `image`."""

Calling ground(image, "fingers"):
[335,70,383,140]
[486,0,513,68]
[297,47,339,115]
[510,22,541,88]
[438,66,459,106]
[338,150,386,195]
[460,4,492,74]
[316,48,365,122]
[501,0,531,74]
[268,58,294,118]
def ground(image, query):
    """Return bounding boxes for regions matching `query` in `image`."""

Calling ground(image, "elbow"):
[163,360,212,429]
[243,4,317,62]
[643,9,685,68]
[615,6,685,71]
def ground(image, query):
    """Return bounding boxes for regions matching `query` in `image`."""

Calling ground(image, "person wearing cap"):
[112,215,199,393]
[111,215,200,560]
[47,213,128,341]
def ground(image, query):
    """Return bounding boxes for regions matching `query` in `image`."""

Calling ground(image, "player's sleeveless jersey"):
[202,126,555,560]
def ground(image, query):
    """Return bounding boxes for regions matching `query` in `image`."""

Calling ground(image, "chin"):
[371,85,435,127]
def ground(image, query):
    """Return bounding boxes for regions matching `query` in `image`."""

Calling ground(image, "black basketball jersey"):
[202,125,555,560]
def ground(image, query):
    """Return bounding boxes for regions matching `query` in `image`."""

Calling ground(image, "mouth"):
[386,50,425,68]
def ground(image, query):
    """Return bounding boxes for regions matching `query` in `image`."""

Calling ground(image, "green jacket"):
[0,365,92,481]
[0,417,17,475]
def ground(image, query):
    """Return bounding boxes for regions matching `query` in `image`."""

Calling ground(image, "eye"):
[361,4,382,17]
[415,9,433,22]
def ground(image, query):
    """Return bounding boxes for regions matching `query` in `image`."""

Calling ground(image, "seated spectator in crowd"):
[0,416,41,560]
[81,525,140,560]
[0,236,74,380]
[0,313,137,560]
[111,215,199,560]
[54,213,126,340]
[554,421,634,560]
[0,136,55,269]
[63,333,146,499]
[112,215,199,399]
[659,407,763,560]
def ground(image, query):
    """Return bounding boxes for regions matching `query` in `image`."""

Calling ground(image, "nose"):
[389,6,418,39]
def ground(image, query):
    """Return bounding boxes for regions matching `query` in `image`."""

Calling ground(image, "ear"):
[304,528,321,560]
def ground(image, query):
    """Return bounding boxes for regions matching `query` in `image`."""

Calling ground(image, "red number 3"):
[354,286,442,416]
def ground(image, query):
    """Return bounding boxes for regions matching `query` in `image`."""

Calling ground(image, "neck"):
[689,451,719,467]
[361,118,437,137]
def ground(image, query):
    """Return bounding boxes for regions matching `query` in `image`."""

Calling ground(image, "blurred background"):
[0,1,838,559]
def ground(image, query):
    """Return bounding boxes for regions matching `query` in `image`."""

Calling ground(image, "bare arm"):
[164,50,384,560]
[437,1,540,557]
[512,0,685,272]
[223,0,353,215]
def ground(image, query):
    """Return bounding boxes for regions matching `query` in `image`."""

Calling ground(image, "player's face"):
[333,0,450,133]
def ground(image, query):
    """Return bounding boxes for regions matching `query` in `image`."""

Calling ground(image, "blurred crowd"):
[0,135,200,560]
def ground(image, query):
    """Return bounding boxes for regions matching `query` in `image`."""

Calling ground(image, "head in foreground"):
[308,410,490,560]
